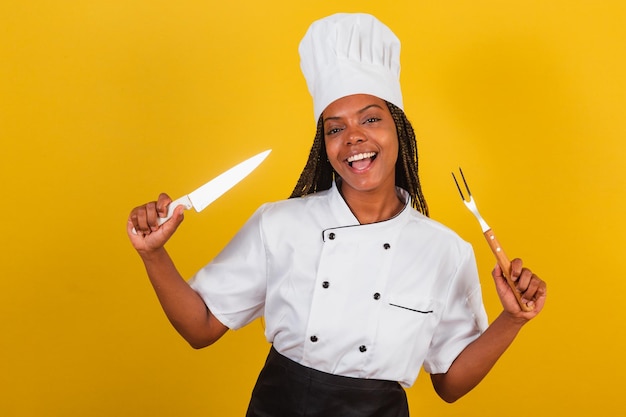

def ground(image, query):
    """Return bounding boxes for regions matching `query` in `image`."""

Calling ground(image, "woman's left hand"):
[492,258,547,320]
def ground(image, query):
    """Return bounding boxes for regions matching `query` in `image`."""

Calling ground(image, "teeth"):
[347,152,376,163]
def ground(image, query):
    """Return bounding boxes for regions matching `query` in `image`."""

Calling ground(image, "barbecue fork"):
[452,168,533,312]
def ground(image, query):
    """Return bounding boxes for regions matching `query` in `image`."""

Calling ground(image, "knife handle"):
[157,195,193,225]
[483,229,534,312]
[131,195,192,235]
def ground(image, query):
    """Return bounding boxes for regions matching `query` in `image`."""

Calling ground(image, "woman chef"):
[127,13,547,417]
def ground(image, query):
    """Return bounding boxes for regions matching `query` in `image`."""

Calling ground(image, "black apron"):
[246,346,409,417]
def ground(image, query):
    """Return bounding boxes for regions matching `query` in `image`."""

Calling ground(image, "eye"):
[364,117,381,124]
[325,127,342,136]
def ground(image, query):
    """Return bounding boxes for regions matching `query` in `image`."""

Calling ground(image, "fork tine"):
[458,167,472,197]
[451,172,465,200]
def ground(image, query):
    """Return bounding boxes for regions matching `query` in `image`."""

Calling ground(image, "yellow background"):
[2,1,625,416]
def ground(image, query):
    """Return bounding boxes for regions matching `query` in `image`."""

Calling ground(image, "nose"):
[345,125,366,145]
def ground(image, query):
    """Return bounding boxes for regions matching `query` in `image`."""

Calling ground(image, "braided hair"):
[289,101,429,217]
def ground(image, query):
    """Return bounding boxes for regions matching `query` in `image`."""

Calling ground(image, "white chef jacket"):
[189,181,488,387]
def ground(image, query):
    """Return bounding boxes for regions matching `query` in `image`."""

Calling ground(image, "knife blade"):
[156,149,271,225]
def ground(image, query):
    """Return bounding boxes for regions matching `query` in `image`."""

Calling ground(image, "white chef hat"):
[299,13,403,122]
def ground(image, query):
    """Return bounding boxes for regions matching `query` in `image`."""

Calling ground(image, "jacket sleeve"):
[188,204,269,330]
[422,243,489,374]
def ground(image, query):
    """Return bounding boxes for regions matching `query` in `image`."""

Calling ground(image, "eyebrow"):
[323,103,385,124]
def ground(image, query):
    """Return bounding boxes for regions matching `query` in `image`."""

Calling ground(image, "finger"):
[509,258,524,283]
[127,217,140,237]
[516,267,533,293]
[130,205,150,235]
[522,287,544,310]
[156,193,173,219]
[533,280,548,310]
[145,201,160,231]
[520,273,542,303]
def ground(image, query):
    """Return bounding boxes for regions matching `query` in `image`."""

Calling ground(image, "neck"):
[339,183,405,224]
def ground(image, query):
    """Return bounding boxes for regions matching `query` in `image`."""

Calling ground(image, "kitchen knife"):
[156,149,271,225]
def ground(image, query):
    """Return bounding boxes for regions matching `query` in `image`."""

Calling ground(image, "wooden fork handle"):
[483,229,534,312]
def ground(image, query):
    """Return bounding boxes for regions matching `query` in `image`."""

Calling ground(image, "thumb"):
[492,263,503,280]
[160,204,185,234]
[491,263,512,297]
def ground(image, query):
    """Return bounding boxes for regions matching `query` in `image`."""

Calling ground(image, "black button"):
[322,281,330,289]
[383,243,391,250]
[359,345,367,352]
[328,232,336,240]
[373,292,381,300]
[310,335,318,342]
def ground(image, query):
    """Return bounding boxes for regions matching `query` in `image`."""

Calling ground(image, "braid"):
[289,116,334,197]
[290,101,429,218]
[387,102,429,216]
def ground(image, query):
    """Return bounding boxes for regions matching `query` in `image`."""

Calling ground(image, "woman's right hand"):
[127,193,185,254]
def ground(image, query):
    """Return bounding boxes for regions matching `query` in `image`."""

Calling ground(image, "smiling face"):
[323,94,399,199]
